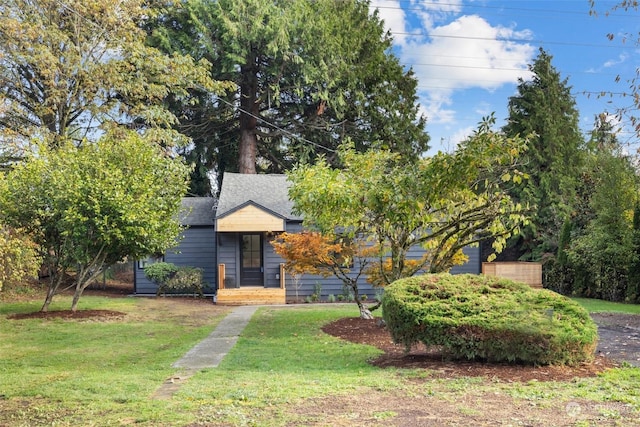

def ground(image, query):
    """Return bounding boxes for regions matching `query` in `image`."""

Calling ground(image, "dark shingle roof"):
[179,197,216,226]
[216,173,301,220]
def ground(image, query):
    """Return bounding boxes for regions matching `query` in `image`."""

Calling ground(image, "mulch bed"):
[322,317,619,382]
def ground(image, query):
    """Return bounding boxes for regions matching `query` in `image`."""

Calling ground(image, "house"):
[134,197,217,295]
[134,172,481,303]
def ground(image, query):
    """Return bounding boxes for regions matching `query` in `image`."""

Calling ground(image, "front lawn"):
[574,297,640,314]
[1,295,639,426]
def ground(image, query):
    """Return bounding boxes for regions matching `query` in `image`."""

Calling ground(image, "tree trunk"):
[358,302,374,320]
[41,287,55,312]
[349,279,374,319]
[70,288,82,312]
[41,271,62,312]
[238,59,259,174]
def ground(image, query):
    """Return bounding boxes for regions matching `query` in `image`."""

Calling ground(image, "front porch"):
[216,263,287,305]
[216,287,286,305]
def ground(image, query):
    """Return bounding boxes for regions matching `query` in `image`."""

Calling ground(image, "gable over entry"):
[214,173,299,304]
[216,201,286,232]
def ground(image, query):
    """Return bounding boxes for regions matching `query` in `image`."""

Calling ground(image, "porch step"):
[216,287,286,305]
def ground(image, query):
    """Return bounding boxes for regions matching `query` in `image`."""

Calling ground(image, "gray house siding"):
[276,224,482,301]
[135,178,485,300]
[217,233,239,288]
[264,235,283,288]
[134,226,217,294]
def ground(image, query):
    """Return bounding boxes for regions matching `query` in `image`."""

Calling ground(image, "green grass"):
[573,297,640,314]
[1,296,640,426]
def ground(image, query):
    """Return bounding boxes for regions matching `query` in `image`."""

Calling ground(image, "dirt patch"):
[322,317,624,382]
[285,388,639,427]
[7,309,126,321]
[4,279,223,324]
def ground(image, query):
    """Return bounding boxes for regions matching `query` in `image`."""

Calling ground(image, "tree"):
[0,0,229,154]
[628,202,640,302]
[0,131,191,311]
[502,48,584,261]
[566,130,638,301]
[147,0,429,189]
[287,117,529,287]
[590,1,640,137]
[272,231,377,319]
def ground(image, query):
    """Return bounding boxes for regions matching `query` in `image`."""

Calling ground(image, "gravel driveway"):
[591,313,640,367]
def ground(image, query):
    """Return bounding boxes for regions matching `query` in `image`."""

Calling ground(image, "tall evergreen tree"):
[147,0,429,193]
[502,48,584,260]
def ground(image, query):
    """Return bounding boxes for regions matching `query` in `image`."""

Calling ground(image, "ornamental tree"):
[271,231,378,319]
[288,117,529,286]
[0,131,191,311]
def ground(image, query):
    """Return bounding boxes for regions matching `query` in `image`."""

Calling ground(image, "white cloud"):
[369,0,408,44]
[603,52,629,68]
[373,3,536,126]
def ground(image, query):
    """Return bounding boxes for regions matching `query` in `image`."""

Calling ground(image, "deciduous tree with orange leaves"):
[272,231,379,319]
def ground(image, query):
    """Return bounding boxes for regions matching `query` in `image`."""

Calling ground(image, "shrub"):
[143,262,178,286]
[382,274,598,366]
[144,262,205,297]
[0,228,41,292]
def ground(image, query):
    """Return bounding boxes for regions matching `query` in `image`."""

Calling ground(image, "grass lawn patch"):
[1,294,640,426]
[574,297,640,314]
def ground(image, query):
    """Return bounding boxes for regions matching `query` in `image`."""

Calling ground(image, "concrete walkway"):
[153,305,258,399]
[173,305,258,369]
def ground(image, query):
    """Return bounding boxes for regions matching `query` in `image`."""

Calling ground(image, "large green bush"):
[382,274,597,366]
[144,262,205,297]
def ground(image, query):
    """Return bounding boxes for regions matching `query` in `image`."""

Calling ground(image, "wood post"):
[279,263,285,289]
[218,263,225,290]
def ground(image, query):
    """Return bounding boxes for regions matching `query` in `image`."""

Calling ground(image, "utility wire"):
[46,0,337,155]
[214,96,336,153]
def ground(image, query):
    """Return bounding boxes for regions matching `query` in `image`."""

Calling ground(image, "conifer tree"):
[502,48,584,260]
[147,0,429,192]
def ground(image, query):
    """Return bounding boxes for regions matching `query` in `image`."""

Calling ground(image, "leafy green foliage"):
[628,202,640,302]
[165,267,206,298]
[0,227,41,291]
[501,48,584,260]
[145,262,206,297]
[382,274,598,366]
[147,0,428,184]
[546,118,639,302]
[544,114,640,302]
[143,262,179,286]
[0,0,229,152]
[288,117,529,286]
[0,131,191,311]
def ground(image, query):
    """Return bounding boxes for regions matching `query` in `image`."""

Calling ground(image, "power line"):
[214,96,336,153]
[375,0,637,20]
[46,0,336,155]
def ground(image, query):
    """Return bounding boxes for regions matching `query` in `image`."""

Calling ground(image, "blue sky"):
[369,0,640,154]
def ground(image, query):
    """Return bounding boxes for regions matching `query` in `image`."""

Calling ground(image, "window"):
[138,255,164,269]
[242,234,261,268]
